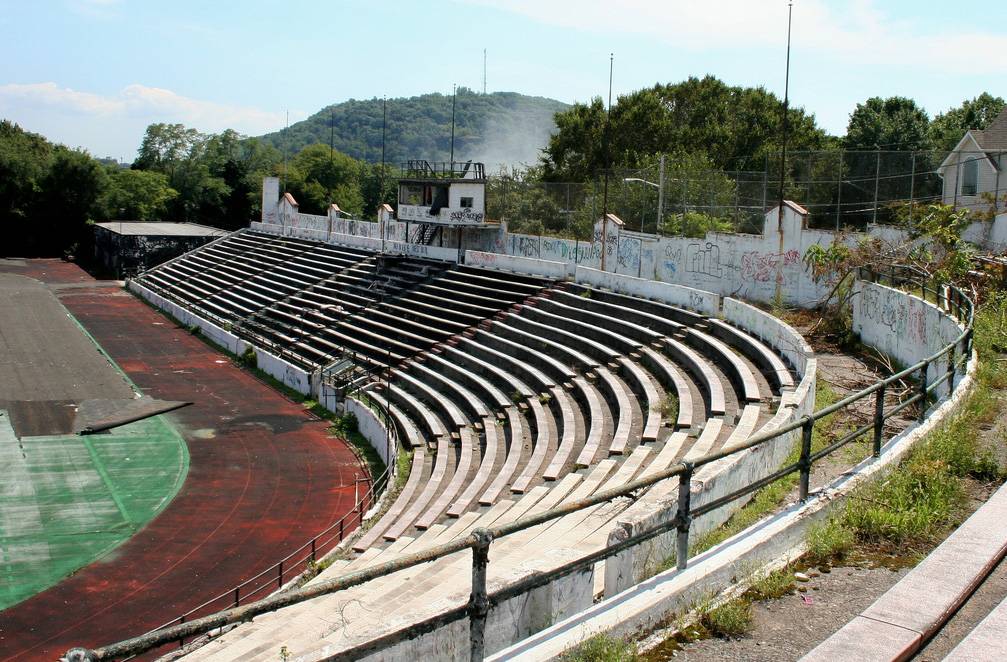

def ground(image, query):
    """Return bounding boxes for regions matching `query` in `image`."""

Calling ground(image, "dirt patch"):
[645,564,911,661]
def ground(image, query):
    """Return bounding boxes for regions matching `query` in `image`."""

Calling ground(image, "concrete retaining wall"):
[853,280,964,398]
[344,396,396,468]
[465,250,572,279]
[575,266,721,316]
[722,297,814,374]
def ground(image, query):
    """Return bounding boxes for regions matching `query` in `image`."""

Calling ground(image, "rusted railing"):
[64,266,973,662]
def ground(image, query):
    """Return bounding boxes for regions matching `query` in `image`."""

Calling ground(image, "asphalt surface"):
[0,260,368,661]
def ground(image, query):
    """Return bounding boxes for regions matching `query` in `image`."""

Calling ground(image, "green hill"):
[258,89,569,169]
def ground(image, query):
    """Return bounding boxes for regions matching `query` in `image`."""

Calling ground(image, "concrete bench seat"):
[707,318,796,390]
[433,274,532,301]
[409,289,499,319]
[394,370,469,430]
[574,376,608,467]
[510,395,556,494]
[408,360,491,420]
[360,389,426,448]
[348,315,435,351]
[683,417,725,461]
[550,290,669,345]
[472,330,575,386]
[662,338,727,416]
[415,426,475,530]
[382,383,448,439]
[443,344,538,401]
[448,415,502,517]
[455,263,551,288]
[494,316,601,371]
[595,367,634,455]
[564,282,705,326]
[377,301,470,335]
[389,294,486,326]
[424,353,513,412]
[640,431,690,480]
[479,407,527,505]
[351,446,426,552]
[448,269,546,295]
[943,594,1007,661]
[421,282,513,309]
[543,386,580,481]
[617,357,662,442]
[685,328,761,404]
[519,304,638,359]
[383,433,452,541]
[366,307,454,341]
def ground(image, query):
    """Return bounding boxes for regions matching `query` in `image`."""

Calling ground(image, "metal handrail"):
[66,267,974,662]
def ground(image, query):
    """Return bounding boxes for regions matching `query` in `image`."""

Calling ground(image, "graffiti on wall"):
[859,285,929,345]
[739,249,801,284]
[685,242,723,278]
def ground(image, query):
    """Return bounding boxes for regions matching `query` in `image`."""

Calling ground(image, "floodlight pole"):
[775,1,793,305]
[450,84,457,165]
[601,53,614,272]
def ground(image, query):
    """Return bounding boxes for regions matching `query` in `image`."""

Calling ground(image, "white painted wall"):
[345,396,397,468]
[853,280,966,398]
[575,266,721,316]
[465,250,572,279]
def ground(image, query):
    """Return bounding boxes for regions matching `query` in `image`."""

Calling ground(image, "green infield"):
[0,410,189,610]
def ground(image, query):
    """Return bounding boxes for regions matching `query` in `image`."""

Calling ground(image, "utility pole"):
[283,110,289,194]
[483,49,487,95]
[774,1,793,305]
[657,154,665,232]
[601,53,614,272]
[450,84,457,165]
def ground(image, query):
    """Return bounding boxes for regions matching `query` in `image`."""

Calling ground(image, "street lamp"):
[622,166,665,232]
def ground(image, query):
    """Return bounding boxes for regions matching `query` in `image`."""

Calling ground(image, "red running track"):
[0,261,368,661]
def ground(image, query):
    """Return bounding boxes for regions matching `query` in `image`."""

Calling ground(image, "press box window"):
[460,197,474,208]
[399,184,423,205]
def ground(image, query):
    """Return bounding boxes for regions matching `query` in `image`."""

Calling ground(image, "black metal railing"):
[67,266,973,662]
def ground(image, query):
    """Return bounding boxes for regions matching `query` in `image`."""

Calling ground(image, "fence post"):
[469,527,493,662]
[676,462,694,571]
[234,587,240,608]
[873,384,886,457]
[278,562,284,588]
[918,362,929,423]
[798,417,814,502]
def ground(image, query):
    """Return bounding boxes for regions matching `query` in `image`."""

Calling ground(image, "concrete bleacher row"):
[139,232,807,660]
[136,229,550,373]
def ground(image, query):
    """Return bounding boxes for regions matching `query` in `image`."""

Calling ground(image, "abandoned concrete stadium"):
[2,161,1006,662]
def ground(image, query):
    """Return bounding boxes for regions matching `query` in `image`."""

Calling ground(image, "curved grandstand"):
[120,224,815,660]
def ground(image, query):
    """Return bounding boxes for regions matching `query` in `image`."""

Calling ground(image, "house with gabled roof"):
[938,106,1007,214]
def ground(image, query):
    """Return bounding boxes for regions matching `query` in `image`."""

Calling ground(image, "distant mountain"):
[258,89,569,170]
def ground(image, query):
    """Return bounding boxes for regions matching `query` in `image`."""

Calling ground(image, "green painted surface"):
[0,410,189,610]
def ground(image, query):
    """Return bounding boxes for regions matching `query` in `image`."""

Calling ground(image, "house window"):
[961,158,978,196]
[460,197,474,208]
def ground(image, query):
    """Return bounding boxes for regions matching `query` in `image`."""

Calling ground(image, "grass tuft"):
[700,599,752,638]
[562,633,638,661]
[747,567,797,601]
[805,518,855,565]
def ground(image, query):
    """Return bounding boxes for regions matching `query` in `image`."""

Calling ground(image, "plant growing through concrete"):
[561,633,638,661]
[700,599,753,638]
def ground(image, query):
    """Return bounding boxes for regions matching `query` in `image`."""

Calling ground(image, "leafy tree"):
[134,123,206,175]
[99,168,178,221]
[929,93,1006,153]
[844,97,931,151]
[541,76,829,180]
[285,144,364,216]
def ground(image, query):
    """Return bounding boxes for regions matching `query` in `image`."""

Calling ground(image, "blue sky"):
[1,0,1004,160]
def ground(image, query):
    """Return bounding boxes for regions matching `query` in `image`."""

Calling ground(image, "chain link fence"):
[486,150,1006,238]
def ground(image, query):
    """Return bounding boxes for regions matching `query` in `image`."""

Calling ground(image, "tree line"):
[2,78,1002,257]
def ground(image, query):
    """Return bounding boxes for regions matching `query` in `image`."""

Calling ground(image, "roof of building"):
[93,222,229,237]
[971,106,1007,151]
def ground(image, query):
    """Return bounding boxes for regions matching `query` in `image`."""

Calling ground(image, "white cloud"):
[464,0,1007,75]
[0,82,295,156]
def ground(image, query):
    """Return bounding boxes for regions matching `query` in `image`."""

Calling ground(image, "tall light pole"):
[601,53,614,271]
[449,84,457,165]
[775,0,794,305]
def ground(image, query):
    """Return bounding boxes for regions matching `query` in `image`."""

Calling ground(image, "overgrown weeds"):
[805,518,855,566]
[562,633,638,661]
[700,599,752,638]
